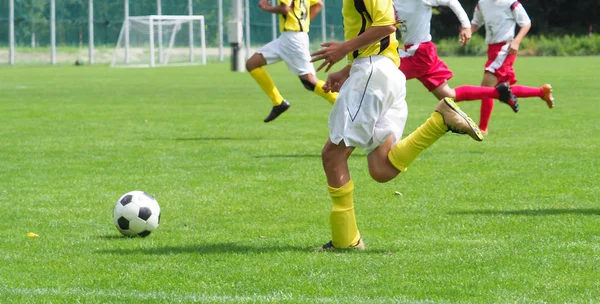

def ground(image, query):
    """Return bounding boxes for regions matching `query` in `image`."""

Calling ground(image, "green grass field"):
[0,56,598,303]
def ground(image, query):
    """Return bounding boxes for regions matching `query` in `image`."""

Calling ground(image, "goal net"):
[111,15,206,68]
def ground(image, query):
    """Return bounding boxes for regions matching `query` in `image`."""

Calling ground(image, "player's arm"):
[311,0,397,72]
[311,25,397,72]
[509,23,530,54]
[429,0,472,45]
[470,4,483,34]
[509,2,532,54]
[322,64,352,93]
[258,0,290,15]
[309,0,324,21]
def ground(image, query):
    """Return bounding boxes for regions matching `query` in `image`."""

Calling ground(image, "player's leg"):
[316,56,401,251]
[318,139,363,250]
[424,46,517,110]
[246,50,290,122]
[388,98,483,174]
[478,71,498,134]
[246,52,285,107]
[511,84,554,108]
[246,40,290,123]
[298,73,337,105]
[449,83,518,111]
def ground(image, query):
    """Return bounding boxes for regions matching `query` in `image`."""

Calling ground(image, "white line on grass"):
[0,286,438,303]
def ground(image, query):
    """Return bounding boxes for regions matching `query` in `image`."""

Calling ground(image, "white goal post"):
[111,15,206,68]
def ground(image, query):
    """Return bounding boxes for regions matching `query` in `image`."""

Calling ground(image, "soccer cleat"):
[435,97,484,142]
[313,238,366,252]
[495,82,519,113]
[263,100,290,123]
[480,129,488,136]
[541,84,554,109]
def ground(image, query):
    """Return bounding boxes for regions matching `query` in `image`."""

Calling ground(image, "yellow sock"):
[314,80,338,105]
[388,112,448,172]
[329,180,360,248]
[249,68,284,106]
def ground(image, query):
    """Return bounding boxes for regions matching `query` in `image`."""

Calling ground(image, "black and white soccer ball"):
[113,191,161,237]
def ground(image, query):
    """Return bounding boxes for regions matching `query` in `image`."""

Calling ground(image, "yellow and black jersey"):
[279,0,320,32]
[342,0,399,66]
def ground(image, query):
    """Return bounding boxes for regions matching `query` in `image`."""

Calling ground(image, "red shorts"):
[484,42,517,85]
[399,41,453,91]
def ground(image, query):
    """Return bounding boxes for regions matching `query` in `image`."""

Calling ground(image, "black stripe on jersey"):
[379,36,390,54]
[348,57,373,122]
[352,0,371,59]
[288,0,303,32]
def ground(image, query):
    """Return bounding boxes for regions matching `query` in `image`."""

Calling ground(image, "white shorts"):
[329,56,408,154]
[256,31,316,76]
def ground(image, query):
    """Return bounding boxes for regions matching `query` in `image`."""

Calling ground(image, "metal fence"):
[0,0,346,66]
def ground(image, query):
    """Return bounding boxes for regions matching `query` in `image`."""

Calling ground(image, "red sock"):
[455,86,499,102]
[511,85,543,98]
[479,98,494,131]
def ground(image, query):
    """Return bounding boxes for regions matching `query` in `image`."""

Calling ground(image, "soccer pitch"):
[0,56,598,303]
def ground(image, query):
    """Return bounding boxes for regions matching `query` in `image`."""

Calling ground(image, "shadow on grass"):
[449,208,600,216]
[252,153,367,158]
[144,137,264,141]
[253,154,321,158]
[97,241,389,255]
[174,137,263,141]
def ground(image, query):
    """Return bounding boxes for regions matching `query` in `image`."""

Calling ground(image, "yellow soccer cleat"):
[435,97,484,142]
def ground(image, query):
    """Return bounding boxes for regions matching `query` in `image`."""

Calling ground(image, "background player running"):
[471,0,554,134]
[393,0,517,109]
[246,0,338,123]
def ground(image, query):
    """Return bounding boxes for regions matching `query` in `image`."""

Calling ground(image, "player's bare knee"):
[245,61,256,72]
[246,54,265,72]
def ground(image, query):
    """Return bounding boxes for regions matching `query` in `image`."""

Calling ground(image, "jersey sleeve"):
[432,0,471,28]
[364,0,397,27]
[422,0,440,5]
[279,0,292,6]
[309,0,321,5]
[511,2,531,27]
[471,4,484,26]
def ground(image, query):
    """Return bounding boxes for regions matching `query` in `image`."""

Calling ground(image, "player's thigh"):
[481,72,498,87]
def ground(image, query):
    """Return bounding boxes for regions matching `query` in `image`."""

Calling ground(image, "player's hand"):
[458,27,471,46]
[508,40,520,54]
[311,42,348,73]
[323,70,349,93]
[258,0,270,10]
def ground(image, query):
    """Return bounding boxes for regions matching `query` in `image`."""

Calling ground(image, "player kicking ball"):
[310,0,483,251]
[246,0,337,123]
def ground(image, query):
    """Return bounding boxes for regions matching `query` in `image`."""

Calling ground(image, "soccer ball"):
[113,191,161,237]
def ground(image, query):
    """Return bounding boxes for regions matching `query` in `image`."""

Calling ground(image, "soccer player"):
[246,0,338,123]
[310,0,483,251]
[394,0,518,111]
[471,0,554,134]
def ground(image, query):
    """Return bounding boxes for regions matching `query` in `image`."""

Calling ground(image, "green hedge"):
[433,34,600,56]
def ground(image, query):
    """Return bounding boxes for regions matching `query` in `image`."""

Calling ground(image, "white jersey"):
[471,0,531,44]
[394,0,471,46]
